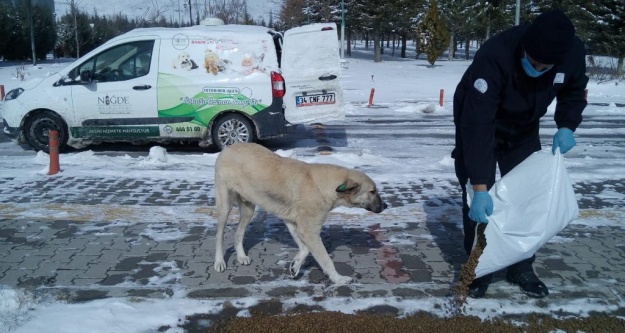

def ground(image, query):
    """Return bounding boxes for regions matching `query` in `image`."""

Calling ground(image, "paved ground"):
[1,174,624,309]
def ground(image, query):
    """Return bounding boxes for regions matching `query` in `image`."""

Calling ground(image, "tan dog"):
[213,143,387,284]
[203,50,220,75]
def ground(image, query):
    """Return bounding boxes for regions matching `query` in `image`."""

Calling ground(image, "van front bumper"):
[3,119,21,141]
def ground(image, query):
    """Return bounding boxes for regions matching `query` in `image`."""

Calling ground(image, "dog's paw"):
[289,261,301,277]
[214,261,227,272]
[331,275,353,285]
[237,255,251,265]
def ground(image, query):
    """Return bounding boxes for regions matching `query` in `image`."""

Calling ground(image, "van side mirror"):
[80,69,93,83]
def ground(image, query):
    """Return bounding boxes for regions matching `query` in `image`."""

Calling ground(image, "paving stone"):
[83,264,111,279]
[0,177,624,306]
[52,269,86,285]
[65,255,99,270]
[79,244,109,256]
[49,249,79,263]
[0,269,34,285]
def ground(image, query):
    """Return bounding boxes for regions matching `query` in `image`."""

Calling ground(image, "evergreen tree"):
[573,1,624,77]
[386,0,425,59]
[0,1,56,61]
[359,0,392,62]
[417,0,450,66]
[0,2,16,59]
[343,0,368,57]
[306,0,339,23]
[280,0,306,29]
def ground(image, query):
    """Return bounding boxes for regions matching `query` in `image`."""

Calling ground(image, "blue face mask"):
[521,55,553,77]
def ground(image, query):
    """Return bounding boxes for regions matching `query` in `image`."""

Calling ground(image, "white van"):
[1,21,344,152]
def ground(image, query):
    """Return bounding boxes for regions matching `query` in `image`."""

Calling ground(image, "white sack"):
[468,149,579,278]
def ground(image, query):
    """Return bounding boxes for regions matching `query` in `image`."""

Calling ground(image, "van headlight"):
[4,88,24,101]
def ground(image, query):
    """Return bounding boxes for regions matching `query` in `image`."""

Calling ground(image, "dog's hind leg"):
[234,197,255,266]
[295,223,352,285]
[284,221,309,277]
[214,187,233,273]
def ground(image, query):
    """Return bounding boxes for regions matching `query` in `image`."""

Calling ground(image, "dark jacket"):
[453,24,588,185]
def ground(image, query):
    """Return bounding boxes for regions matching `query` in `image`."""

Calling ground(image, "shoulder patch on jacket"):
[554,73,565,84]
[474,78,488,93]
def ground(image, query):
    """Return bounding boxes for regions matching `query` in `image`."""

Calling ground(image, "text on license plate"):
[295,93,336,107]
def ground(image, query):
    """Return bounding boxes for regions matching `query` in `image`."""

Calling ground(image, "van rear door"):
[281,23,344,124]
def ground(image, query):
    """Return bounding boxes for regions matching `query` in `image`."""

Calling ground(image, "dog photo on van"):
[171,51,198,70]
[213,143,388,285]
[203,50,221,75]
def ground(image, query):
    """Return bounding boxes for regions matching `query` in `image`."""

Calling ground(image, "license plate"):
[295,93,336,107]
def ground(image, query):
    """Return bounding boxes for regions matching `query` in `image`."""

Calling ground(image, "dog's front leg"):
[285,221,309,277]
[214,220,227,272]
[296,224,352,285]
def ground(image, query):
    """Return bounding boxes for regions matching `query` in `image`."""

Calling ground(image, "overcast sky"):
[53,0,280,23]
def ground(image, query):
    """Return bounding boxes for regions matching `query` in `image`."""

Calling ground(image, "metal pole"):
[341,0,345,59]
[515,0,521,25]
[73,1,79,57]
[188,0,192,26]
[28,0,36,66]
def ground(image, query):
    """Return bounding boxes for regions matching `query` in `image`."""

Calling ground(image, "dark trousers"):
[454,132,542,275]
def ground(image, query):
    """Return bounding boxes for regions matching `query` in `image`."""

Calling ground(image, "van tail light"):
[271,71,285,98]
[0,85,4,100]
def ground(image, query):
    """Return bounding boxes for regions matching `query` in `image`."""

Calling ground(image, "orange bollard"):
[368,88,375,107]
[48,130,60,175]
[439,89,444,107]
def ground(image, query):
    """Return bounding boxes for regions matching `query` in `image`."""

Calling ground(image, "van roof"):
[106,24,277,45]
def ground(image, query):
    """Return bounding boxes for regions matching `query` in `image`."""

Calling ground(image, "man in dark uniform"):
[452,10,588,298]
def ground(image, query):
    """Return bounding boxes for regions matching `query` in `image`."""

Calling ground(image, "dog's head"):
[178,52,191,62]
[335,173,387,213]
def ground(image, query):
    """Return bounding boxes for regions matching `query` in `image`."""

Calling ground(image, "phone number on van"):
[295,93,335,107]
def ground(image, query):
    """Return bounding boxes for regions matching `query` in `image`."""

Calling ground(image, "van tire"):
[23,111,69,153]
[212,113,255,151]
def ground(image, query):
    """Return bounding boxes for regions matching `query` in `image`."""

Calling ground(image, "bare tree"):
[66,0,82,57]
[142,0,171,24]
[194,0,250,25]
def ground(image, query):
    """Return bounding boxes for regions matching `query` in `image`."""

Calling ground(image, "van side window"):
[71,40,155,83]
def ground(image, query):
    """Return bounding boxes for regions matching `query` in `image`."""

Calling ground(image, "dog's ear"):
[336,180,358,193]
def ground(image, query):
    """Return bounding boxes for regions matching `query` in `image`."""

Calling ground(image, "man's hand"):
[552,128,576,154]
[469,191,493,224]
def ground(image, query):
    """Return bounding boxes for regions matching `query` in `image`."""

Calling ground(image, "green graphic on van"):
[157,73,267,127]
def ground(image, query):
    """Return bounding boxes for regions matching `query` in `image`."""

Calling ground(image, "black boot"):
[468,273,493,298]
[506,269,549,298]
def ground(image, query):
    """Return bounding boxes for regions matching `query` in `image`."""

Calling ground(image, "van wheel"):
[212,114,255,151]
[23,111,69,153]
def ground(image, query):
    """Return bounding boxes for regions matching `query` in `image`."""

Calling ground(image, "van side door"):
[281,23,345,124]
[69,39,160,140]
